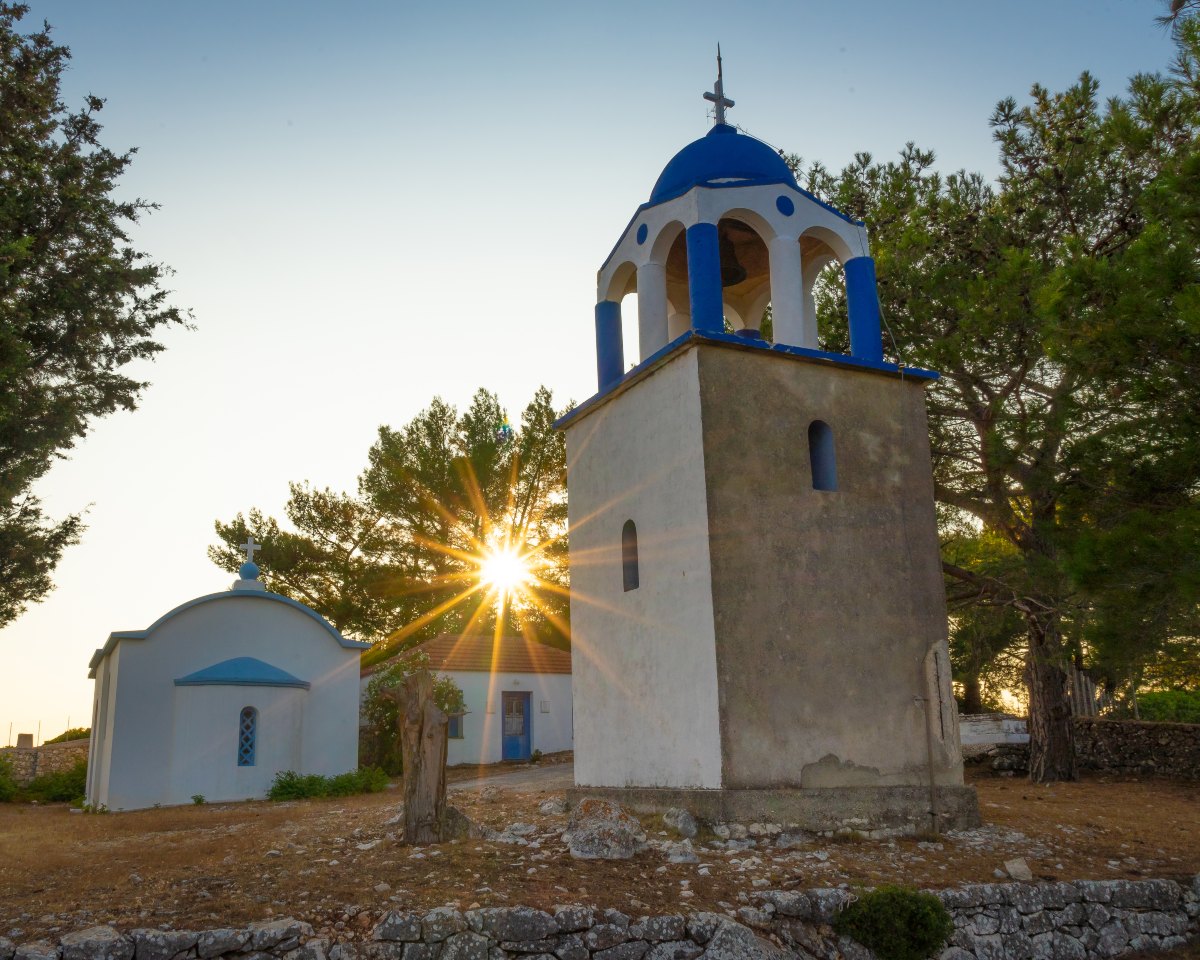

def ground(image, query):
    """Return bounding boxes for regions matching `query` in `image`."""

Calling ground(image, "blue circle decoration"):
[776,195,795,216]
[239,561,260,580]
[636,224,648,245]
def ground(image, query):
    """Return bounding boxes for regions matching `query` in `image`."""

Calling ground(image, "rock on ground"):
[562,799,647,860]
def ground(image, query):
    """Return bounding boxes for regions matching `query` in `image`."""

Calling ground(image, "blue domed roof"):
[649,124,797,205]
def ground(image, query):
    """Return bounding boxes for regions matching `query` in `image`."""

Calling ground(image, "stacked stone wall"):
[974,718,1200,780]
[0,739,89,786]
[0,877,1195,960]
[1074,718,1200,779]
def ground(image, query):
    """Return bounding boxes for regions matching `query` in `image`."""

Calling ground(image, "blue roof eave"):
[175,656,311,690]
[554,330,938,431]
[88,590,370,677]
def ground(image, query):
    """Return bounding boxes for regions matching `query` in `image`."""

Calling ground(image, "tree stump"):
[387,669,449,844]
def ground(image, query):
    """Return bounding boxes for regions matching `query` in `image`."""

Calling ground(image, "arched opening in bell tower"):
[715,215,772,340]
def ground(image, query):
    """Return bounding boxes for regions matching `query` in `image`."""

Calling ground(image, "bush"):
[1137,690,1200,724]
[24,760,88,803]
[361,656,465,774]
[832,886,954,960]
[43,727,90,744]
[268,767,389,801]
[0,756,17,803]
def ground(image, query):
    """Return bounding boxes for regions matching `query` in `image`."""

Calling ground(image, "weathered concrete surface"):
[561,336,975,834]
[568,784,980,835]
[695,344,962,792]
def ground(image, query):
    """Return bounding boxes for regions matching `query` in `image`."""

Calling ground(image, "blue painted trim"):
[846,256,884,364]
[90,589,370,674]
[686,223,724,335]
[175,656,311,690]
[595,300,624,391]
[792,186,865,226]
[554,330,937,431]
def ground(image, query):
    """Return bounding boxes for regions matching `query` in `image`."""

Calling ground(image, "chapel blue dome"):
[649,124,798,205]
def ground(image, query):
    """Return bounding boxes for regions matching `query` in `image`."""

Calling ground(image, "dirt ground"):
[1,762,1197,945]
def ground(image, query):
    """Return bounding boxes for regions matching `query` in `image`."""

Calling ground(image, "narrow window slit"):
[622,519,639,592]
[808,420,837,491]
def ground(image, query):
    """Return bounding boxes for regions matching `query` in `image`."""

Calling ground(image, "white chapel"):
[85,540,368,811]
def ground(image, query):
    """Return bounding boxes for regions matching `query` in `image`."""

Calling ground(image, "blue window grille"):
[238,706,257,766]
[808,420,838,491]
[622,519,639,592]
[447,713,464,739]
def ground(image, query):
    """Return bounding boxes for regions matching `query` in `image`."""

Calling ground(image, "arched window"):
[622,519,639,592]
[238,706,257,766]
[808,420,837,491]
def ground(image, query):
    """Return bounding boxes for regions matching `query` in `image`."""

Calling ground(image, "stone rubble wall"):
[974,718,1200,780]
[1,877,1195,960]
[1073,719,1200,779]
[0,739,89,786]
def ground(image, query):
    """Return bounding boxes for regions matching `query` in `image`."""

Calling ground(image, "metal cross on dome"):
[240,536,262,564]
[703,45,735,125]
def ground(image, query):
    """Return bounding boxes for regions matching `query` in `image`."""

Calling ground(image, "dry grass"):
[1,764,1197,945]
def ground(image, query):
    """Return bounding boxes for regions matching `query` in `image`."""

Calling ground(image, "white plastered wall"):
[91,593,361,810]
[565,348,723,788]
[170,686,304,803]
[445,671,574,766]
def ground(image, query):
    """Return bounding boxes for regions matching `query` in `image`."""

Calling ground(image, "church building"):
[85,541,368,811]
[558,56,978,834]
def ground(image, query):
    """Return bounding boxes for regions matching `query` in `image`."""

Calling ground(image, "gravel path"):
[449,761,574,792]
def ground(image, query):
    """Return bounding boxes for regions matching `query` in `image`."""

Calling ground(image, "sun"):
[478,546,531,597]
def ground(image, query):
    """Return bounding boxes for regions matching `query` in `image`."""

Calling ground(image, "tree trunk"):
[1024,618,1076,783]
[962,675,984,715]
[394,670,449,844]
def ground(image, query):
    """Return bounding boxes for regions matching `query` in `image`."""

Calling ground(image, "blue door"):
[501,691,531,761]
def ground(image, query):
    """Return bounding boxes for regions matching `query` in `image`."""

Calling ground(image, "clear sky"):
[0,0,1178,743]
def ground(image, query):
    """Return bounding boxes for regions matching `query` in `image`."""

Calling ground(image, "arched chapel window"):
[622,519,640,592]
[808,420,838,491]
[238,706,257,766]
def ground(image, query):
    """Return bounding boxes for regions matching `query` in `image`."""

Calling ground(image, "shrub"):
[268,767,389,801]
[43,727,90,744]
[191,794,206,805]
[24,760,88,803]
[362,655,465,774]
[1137,690,1200,724]
[832,886,954,960]
[0,756,17,803]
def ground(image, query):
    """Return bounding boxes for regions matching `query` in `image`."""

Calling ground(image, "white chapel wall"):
[95,594,359,810]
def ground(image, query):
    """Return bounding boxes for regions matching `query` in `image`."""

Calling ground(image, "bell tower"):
[558,58,978,834]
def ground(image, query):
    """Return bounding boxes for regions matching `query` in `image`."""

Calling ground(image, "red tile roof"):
[369,634,572,676]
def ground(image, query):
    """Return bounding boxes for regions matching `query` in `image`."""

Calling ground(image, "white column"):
[637,261,668,361]
[768,236,807,347]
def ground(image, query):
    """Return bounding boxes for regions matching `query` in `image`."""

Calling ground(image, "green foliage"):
[24,760,87,803]
[832,887,954,960]
[210,388,569,649]
[1137,690,1200,724]
[0,755,16,802]
[43,727,89,744]
[799,20,1200,773]
[190,794,205,805]
[267,767,389,801]
[0,4,189,626]
[361,655,464,774]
